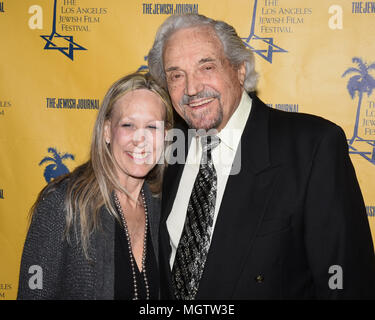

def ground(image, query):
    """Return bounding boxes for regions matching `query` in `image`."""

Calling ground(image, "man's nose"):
[185,73,203,97]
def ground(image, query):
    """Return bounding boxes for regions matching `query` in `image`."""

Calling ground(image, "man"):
[148,14,375,299]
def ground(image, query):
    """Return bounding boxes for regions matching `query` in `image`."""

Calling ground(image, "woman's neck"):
[117,175,145,209]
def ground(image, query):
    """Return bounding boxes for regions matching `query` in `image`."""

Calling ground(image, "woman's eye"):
[121,123,132,128]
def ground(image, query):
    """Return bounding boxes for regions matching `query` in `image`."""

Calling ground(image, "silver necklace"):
[113,189,150,300]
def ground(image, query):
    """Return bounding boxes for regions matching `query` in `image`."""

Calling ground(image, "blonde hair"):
[31,72,173,259]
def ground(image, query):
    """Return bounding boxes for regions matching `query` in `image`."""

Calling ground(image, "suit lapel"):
[160,123,192,298]
[161,122,193,221]
[197,95,281,299]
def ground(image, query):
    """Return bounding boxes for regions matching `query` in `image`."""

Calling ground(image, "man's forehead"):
[163,26,224,67]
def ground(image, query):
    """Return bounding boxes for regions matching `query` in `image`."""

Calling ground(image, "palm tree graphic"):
[39,147,75,183]
[342,57,375,145]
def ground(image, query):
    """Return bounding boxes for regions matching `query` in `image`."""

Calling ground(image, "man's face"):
[163,26,246,131]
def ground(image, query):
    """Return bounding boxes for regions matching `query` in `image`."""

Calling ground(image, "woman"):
[17,72,173,299]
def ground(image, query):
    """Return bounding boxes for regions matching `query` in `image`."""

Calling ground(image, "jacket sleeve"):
[304,124,375,299]
[17,186,67,299]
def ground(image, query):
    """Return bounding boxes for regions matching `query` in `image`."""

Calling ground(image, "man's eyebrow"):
[199,57,215,64]
[165,66,179,73]
[165,57,216,73]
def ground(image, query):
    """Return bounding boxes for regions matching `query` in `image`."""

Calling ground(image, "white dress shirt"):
[167,91,252,269]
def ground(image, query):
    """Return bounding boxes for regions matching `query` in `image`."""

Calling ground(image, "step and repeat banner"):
[0,0,374,299]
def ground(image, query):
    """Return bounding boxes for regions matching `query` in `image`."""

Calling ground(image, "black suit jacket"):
[160,93,375,299]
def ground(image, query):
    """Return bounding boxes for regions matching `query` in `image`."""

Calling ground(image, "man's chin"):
[188,119,221,131]
[182,104,222,130]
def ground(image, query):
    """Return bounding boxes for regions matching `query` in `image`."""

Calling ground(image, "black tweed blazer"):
[17,179,160,299]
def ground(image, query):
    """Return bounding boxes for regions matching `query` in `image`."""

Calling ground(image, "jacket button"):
[255,275,264,283]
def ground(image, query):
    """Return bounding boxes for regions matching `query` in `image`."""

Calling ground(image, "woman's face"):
[104,89,166,184]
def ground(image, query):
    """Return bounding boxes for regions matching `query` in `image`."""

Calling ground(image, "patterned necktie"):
[172,135,221,300]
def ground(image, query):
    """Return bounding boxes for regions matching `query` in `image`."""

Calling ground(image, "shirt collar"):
[217,91,252,151]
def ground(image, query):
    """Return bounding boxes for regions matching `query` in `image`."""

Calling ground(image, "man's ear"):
[237,62,246,87]
[104,120,111,144]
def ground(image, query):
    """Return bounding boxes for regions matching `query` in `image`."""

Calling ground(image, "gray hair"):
[148,14,258,92]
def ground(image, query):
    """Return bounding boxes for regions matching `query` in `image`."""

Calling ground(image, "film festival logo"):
[241,0,287,63]
[39,147,75,183]
[41,0,86,60]
[342,57,375,165]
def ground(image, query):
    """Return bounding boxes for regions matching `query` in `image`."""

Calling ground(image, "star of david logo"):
[242,0,287,63]
[242,35,287,63]
[41,0,87,60]
[41,32,87,61]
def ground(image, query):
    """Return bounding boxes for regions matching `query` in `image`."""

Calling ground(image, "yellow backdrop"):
[1,0,374,299]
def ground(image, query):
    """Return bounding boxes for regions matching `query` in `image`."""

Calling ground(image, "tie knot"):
[201,135,221,153]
